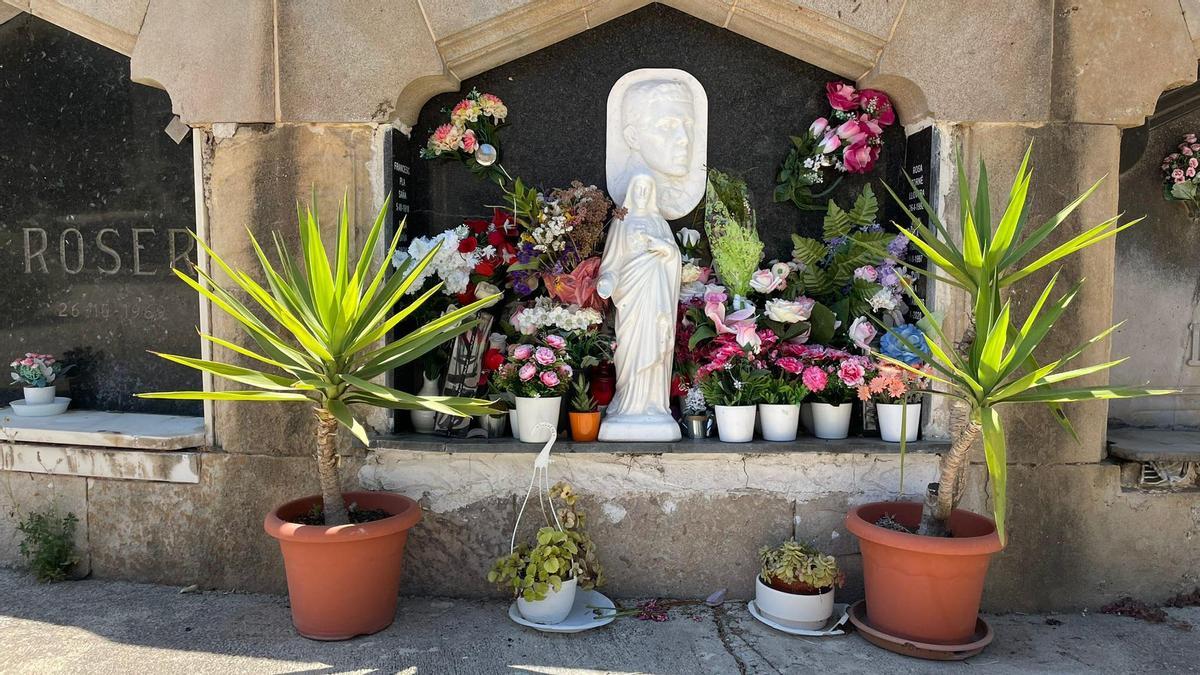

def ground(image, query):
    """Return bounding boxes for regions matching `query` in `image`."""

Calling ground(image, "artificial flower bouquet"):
[774,80,896,210]
[10,353,70,388]
[421,89,509,182]
[502,337,572,399]
[1162,133,1200,217]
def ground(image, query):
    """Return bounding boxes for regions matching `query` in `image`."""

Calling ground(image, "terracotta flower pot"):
[264,491,422,640]
[845,501,1003,645]
[569,411,601,442]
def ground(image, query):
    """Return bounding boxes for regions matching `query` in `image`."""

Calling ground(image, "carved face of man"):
[622,85,694,178]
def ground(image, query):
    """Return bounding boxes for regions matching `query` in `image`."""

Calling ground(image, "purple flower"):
[887,234,908,257]
[516,242,536,264]
[879,264,900,287]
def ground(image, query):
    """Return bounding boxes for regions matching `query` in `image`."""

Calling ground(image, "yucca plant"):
[878,147,1174,542]
[138,197,500,525]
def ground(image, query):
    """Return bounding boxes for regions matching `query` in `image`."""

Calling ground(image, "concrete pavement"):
[1,568,1197,674]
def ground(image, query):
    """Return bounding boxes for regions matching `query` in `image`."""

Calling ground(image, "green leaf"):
[326,399,369,446]
[137,390,311,402]
[979,406,1007,545]
[1001,386,1177,403]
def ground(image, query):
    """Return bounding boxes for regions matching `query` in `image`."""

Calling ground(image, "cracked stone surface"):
[2,568,1199,673]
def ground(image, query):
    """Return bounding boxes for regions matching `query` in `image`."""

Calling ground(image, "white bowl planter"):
[514,396,561,443]
[810,402,852,439]
[516,577,577,625]
[758,404,799,442]
[714,405,756,442]
[754,576,834,630]
[878,402,921,442]
[23,386,56,406]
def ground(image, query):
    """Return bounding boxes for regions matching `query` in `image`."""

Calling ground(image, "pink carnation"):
[838,360,866,387]
[461,129,478,153]
[802,366,828,392]
[776,357,803,374]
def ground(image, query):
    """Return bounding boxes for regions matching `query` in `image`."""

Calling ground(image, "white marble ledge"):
[1,443,201,484]
[0,410,205,451]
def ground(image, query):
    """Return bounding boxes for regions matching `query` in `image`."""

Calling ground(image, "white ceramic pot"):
[410,375,439,433]
[811,402,852,439]
[508,409,521,440]
[754,576,834,630]
[515,396,561,443]
[23,386,56,406]
[759,404,800,442]
[516,576,577,625]
[714,405,756,443]
[799,403,813,435]
[878,402,921,442]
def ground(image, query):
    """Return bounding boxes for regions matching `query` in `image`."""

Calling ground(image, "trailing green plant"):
[488,482,603,601]
[569,373,597,413]
[878,146,1175,541]
[138,195,500,526]
[17,509,79,582]
[759,540,844,593]
[704,168,764,301]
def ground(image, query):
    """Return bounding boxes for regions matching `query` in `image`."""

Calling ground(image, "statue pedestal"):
[598,413,681,442]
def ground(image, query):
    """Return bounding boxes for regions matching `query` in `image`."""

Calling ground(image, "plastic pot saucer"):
[847,600,993,661]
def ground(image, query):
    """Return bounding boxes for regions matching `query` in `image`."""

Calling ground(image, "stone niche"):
[407,3,905,259]
[0,14,200,414]
[1111,80,1200,428]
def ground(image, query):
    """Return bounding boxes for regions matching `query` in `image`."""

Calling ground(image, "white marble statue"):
[606,69,708,220]
[596,175,683,442]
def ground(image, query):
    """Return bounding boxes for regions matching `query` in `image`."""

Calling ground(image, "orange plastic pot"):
[845,501,1003,645]
[264,491,422,640]
[569,411,601,442]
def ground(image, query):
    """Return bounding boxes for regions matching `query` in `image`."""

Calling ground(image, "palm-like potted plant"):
[138,197,499,640]
[568,373,600,442]
[846,149,1175,648]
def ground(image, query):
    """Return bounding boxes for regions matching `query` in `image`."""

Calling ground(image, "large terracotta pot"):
[264,491,422,640]
[845,501,1003,645]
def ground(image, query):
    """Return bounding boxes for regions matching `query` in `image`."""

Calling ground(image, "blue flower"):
[881,324,928,366]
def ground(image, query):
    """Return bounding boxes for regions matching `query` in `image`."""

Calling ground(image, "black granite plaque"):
[409,3,905,259]
[900,125,937,221]
[386,127,416,241]
[0,14,200,414]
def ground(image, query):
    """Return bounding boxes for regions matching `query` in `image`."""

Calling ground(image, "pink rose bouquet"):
[1162,133,1200,217]
[775,80,896,210]
[502,337,571,398]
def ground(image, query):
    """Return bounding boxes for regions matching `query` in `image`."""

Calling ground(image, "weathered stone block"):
[0,471,89,577]
[962,463,1200,611]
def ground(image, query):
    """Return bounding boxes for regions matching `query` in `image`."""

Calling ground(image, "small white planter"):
[516,577,577,625]
[714,405,756,443]
[508,409,521,440]
[759,404,800,442]
[23,386,56,406]
[754,576,834,630]
[811,402,852,439]
[878,402,921,442]
[410,375,439,433]
[515,396,561,443]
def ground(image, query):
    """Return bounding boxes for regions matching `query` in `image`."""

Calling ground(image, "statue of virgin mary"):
[596,174,682,442]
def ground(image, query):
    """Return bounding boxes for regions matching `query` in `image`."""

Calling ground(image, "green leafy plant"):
[789,185,894,324]
[698,352,769,407]
[17,509,79,582]
[704,168,764,301]
[569,373,597,413]
[759,540,844,593]
[879,147,1175,541]
[760,376,808,406]
[488,482,603,601]
[138,196,500,526]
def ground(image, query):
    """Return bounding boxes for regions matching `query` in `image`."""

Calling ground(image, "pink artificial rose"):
[749,268,782,294]
[809,117,829,138]
[776,357,803,374]
[838,360,866,387]
[735,322,762,353]
[836,119,869,144]
[1173,169,1185,180]
[513,344,534,360]
[534,346,556,366]
[826,81,859,112]
[842,141,876,174]
[1184,147,1194,157]
[802,366,828,392]
[461,129,478,153]
[540,371,560,388]
[1187,133,1198,143]
[559,364,573,378]
[817,131,842,154]
[858,89,896,125]
[770,262,791,280]
[1188,168,1196,178]
[544,334,566,350]
[848,316,877,350]
[853,265,878,282]
[21,358,33,366]
[1189,158,1197,169]
[518,363,537,381]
